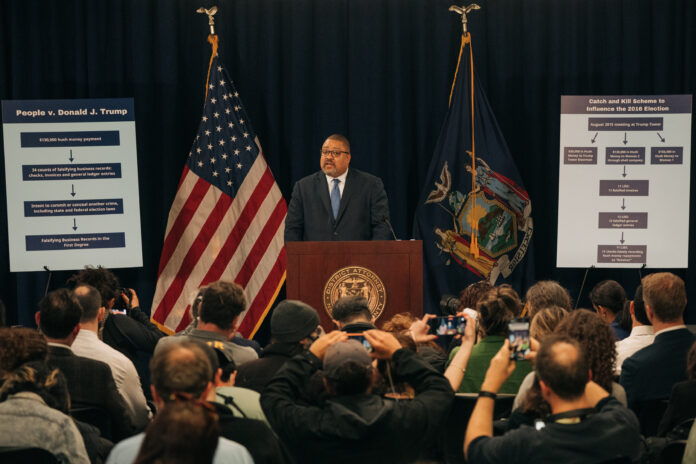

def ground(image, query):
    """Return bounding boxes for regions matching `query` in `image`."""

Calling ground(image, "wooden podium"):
[286,240,423,330]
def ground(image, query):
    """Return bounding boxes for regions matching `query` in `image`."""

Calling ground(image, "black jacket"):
[47,345,134,440]
[284,168,392,242]
[236,342,304,393]
[620,328,695,408]
[209,401,292,464]
[261,348,454,464]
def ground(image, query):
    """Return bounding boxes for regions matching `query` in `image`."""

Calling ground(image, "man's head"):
[67,266,120,308]
[630,285,651,326]
[536,335,589,402]
[271,300,320,344]
[332,296,372,328]
[198,281,246,334]
[73,285,104,323]
[641,272,687,324]
[35,289,82,342]
[524,280,572,318]
[320,134,351,178]
[323,339,373,395]
[150,341,214,404]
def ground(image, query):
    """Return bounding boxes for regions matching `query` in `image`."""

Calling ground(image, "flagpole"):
[449,4,481,258]
[197,6,220,103]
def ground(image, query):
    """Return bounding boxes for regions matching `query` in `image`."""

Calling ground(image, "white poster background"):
[2,99,143,272]
[557,95,692,268]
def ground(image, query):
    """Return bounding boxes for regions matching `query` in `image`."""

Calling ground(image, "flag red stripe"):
[197,168,275,287]
[237,250,286,337]
[157,175,212,276]
[175,306,193,332]
[235,198,287,288]
[153,193,233,322]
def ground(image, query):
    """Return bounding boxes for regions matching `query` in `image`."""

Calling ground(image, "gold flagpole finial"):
[448,4,480,35]
[196,6,218,35]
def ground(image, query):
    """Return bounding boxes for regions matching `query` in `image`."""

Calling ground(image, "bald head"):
[150,342,213,401]
[74,285,103,322]
[536,335,589,400]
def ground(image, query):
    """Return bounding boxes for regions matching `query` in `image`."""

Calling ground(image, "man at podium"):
[284,134,393,241]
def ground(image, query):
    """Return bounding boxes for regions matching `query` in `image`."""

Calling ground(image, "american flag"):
[151,54,287,337]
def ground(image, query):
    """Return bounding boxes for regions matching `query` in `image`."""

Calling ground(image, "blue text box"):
[21,131,120,147]
[26,233,126,251]
[24,199,124,217]
[22,163,121,180]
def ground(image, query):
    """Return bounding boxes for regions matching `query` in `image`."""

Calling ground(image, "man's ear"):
[35,311,41,328]
[645,304,655,324]
[538,379,552,400]
[151,385,164,408]
[629,301,636,318]
[98,306,106,322]
[72,324,80,338]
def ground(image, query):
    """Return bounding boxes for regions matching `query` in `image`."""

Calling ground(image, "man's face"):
[320,138,351,178]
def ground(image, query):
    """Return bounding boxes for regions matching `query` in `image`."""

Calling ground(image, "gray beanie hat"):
[323,340,372,379]
[271,300,320,342]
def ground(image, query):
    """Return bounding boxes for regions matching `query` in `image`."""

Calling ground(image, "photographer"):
[68,266,166,368]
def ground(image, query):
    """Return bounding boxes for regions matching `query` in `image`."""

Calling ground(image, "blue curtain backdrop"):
[0,0,694,331]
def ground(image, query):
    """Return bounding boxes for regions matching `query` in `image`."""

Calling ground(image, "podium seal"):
[323,265,386,320]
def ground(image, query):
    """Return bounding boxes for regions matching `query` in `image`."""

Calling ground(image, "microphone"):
[380,214,398,241]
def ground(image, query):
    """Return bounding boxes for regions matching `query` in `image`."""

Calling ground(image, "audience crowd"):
[1,266,695,463]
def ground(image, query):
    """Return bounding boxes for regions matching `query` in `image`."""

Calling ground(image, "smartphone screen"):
[430,316,466,336]
[508,318,530,360]
[346,333,373,352]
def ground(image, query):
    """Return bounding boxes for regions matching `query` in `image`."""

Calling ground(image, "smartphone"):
[346,333,373,352]
[508,318,530,360]
[430,316,467,336]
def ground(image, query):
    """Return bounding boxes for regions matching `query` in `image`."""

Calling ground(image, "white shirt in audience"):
[615,325,655,374]
[72,329,151,428]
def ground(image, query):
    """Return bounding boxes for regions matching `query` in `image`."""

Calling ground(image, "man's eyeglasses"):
[321,150,349,158]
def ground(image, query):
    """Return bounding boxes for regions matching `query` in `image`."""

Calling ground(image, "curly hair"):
[380,312,416,334]
[554,309,616,392]
[0,361,70,412]
[0,327,47,375]
[459,281,494,311]
[67,266,120,307]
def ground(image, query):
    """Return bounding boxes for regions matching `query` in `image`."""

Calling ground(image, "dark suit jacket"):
[656,379,696,436]
[284,168,392,241]
[47,345,135,440]
[619,327,695,409]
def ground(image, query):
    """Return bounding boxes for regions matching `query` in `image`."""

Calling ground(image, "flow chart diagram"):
[557,95,692,268]
[2,98,143,272]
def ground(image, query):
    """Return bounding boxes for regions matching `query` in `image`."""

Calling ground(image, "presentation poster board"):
[557,95,692,268]
[2,98,143,272]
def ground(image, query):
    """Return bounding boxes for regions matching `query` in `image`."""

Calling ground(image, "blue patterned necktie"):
[331,178,341,219]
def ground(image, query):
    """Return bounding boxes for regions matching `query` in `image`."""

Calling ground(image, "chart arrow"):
[591,132,598,143]
[69,149,74,162]
[620,232,625,244]
[657,132,665,142]
[622,166,627,178]
[70,184,76,197]
[72,218,78,231]
[621,198,626,210]
[623,132,628,145]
